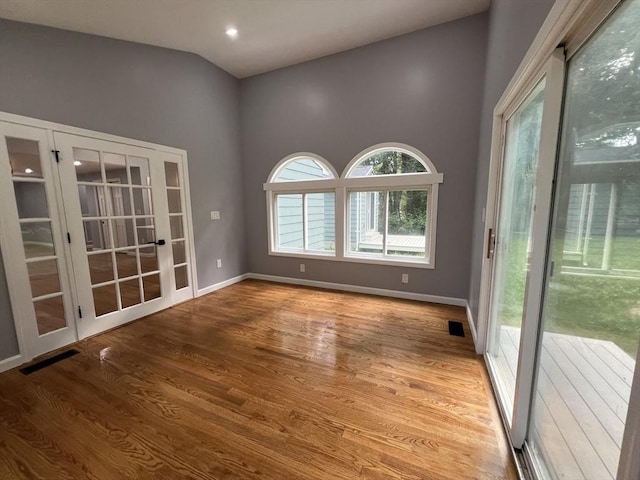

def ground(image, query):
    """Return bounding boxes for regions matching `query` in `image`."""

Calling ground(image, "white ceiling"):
[0,0,490,78]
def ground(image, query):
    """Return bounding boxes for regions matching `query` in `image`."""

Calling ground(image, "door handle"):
[148,239,166,246]
[486,228,496,259]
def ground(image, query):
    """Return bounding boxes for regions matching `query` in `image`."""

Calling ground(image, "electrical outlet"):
[401,273,409,284]
[210,211,220,220]
[300,263,305,273]
[216,258,222,268]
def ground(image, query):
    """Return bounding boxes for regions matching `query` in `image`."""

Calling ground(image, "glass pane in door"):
[7,137,69,335]
[73,148,163,318]
[486,79,546,419]
[530,1,640,478]
[165,160,190,290]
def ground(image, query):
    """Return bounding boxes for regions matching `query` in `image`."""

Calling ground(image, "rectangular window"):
[274,192,335,254]
[347,189,428,261]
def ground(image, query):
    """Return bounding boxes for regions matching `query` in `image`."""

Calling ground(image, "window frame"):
[271,190,337,256]
[345,186,434,263]
[263,144,443,268]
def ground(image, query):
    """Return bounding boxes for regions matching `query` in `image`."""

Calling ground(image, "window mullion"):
[383,191,389,258]
[302,193,308,251]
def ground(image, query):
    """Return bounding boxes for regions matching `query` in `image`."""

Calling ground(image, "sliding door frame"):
[482,47,566,448]
[478,0,639,478]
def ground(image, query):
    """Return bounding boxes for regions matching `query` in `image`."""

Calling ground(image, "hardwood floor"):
[0,280,517,479]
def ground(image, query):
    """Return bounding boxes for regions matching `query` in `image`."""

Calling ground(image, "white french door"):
[0,123,77,359]
[0,122,194,361]
[54,133,177,338]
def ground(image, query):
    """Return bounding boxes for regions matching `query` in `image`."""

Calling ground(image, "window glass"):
[349,191,384,257]
[348,150,427,177]
[277,194,303,250]
[306,193,335,252]
[386,190,428,258]
[272,158,334,182]
[265,148,440,264]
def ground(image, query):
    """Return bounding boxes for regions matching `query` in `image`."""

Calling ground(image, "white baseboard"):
[0,354,24,374]
[196,273,249,297]
[465,302,480,353]
[247,273,467,307]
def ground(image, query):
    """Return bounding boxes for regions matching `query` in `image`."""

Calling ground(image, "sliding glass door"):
[529,0,640,477]
[483,0,639,478]
[484,49,566,445]
[486,78,547,418]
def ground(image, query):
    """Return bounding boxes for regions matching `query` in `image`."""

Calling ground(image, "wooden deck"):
[358,233,425,253]
[495,326,634,479]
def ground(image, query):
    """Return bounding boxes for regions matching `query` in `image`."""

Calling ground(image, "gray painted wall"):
[0,19,246,359]
[240,13,489,299]
[0,245,19,360]
[467,0,557,327]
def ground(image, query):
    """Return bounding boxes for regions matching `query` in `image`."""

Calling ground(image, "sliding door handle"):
[486,228,496,259]
[148,239,166,246]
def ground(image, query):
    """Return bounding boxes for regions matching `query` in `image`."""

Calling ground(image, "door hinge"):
[78,306,82,318]
[67,232,71,244]
[52,150,61,163]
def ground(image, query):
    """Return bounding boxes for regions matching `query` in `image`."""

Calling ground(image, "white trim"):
[0,354,25,374]
[196,273,250,297]
[510,48,566,448]
[465,302,479,353]
[342,142,439,177]
[264,145,442,269]
[1,112,197,302]
[267,152,338,183]
[617,341,640,480]
[263,173,444,192]
[247,273,466,306]
[267,250,435,269]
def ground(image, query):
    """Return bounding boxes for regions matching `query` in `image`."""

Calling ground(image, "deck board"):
[495,325,634,479]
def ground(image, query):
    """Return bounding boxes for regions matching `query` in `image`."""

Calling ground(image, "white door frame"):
[481,48,566,448]
[0,112,198,369]
[0,122,79,363]
[54,132,177,338]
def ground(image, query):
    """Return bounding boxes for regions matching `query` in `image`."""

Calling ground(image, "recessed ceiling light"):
[74,160,82,166]
[226,27,238,39]
[25,168,34,174]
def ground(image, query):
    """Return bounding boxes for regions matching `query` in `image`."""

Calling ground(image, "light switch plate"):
[210,211,220,220]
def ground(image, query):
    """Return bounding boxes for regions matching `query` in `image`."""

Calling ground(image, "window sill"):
[268,250,434,269]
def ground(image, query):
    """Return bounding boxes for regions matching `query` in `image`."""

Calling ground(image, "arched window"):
[269,155,335,182]
[264,144,443,267]
[264,153,337,255]
[342,143,442,266]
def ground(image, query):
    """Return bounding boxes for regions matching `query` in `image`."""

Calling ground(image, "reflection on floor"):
[0,280,517,479]
[497,326,633,480]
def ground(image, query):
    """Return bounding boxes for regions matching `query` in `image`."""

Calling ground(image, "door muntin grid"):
[6,137,69,335]
[73,147,162,316]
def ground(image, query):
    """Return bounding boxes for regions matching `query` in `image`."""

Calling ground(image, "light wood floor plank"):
[0,280,517,479]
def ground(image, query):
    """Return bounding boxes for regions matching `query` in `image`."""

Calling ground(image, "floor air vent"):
[20,349,80,375]
[448,321,465,337]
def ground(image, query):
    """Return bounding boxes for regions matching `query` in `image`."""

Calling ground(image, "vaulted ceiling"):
[0,0,490,78]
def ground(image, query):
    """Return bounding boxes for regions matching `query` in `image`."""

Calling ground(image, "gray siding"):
[275,160,334,251]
